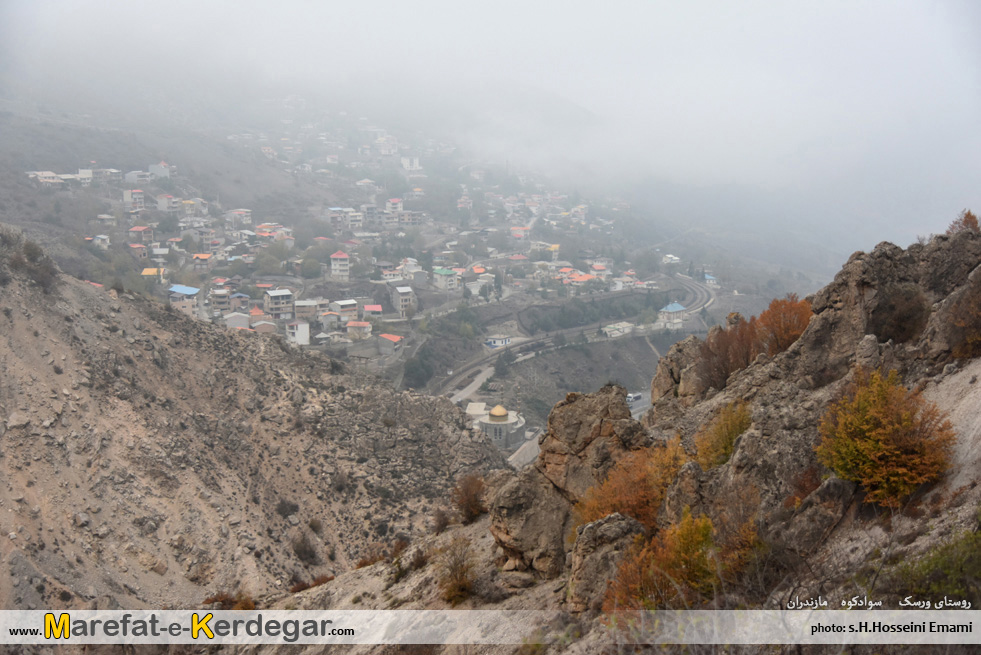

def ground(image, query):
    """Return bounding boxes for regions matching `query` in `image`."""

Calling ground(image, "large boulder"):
[537,385,649,503]
[489,385,648,577]
[567,513,645,614]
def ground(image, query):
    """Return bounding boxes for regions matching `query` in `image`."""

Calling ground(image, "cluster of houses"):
[166,279,407,356]
[528,257,656,293]
[599,301,689,338]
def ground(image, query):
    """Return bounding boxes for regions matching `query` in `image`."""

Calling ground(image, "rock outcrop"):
[566,513,644,614]
[489,385,648,576]
[642,232,981,604]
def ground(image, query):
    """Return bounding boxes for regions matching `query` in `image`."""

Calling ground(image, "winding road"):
[431,276,715,399]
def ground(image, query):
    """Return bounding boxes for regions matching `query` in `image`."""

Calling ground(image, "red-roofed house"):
[128,226,154,243]
[362,304,383,318]
[330,250,350,281]
[378,333,404,355]
[192,253,214,271]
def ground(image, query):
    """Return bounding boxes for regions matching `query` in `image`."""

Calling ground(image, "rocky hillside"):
[0,228,504,612]
[3,229,980,655]
[248,232,981,655]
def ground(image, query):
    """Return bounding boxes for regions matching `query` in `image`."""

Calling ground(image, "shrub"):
[949,278,981,359]
[308,518,323,534]
[946,209,979,234]
[697,296,812,390]
[410,547,429,571]
[332,470,350,493]
[7,241,58,294]
[431,509,450,535]
[288,574,333,593]
[869,284,929,344]
[757,293,812,355]
[289,580,311,593]
[437,535,475,605]
[390,538,409,560]
[233,595,256,611]
[695,401,751,469]
[355,542,388,568]
[451,474,486,524]
[783,465,822,509]
[292,533,319,565]
[815,368,955,508]
[604,509,719,610]
[574,437,686,531]
[276,499,299,518]
[886,524,981,605]
[203,591,256,610]
[604,507,758,611]
[22,240,43,264]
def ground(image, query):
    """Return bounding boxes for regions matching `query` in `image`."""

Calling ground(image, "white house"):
[224,312,251,330]
[330,250,350,281]
[286,320,310,346]
[658,302,687,329]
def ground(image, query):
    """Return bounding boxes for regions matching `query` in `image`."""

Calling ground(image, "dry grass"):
[437,535,475,605]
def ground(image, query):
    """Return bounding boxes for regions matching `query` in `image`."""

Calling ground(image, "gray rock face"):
[489,468,571,576]
[489,385,648,577]
[651,335,704,403]
[567,513,644,614]
[538,386,650,503]
[644,231,981,572]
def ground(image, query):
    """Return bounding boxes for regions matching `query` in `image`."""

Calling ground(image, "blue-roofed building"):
[168,284,201,317]
[658,302,687,328]
[704,274,719,288]
[229,292,251,312]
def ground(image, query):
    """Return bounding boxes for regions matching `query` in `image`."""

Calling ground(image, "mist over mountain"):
[3,1,980,265]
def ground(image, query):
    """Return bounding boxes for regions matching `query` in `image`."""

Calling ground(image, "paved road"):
[432,278,715,398]
[450,367,495,403]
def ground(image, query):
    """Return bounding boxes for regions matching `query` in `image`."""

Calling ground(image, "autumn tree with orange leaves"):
[946,209,979,235]
[757,293,812,355]
[698,294,811,389]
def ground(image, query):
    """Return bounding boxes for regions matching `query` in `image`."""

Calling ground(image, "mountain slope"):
[0,231,503,611]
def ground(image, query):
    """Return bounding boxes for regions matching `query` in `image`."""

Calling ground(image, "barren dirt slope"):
[0,265,503,612]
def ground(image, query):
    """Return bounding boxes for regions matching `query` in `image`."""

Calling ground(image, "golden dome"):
[489,405,508,420]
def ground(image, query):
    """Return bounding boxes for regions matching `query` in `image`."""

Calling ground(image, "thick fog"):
[2,0,980,255]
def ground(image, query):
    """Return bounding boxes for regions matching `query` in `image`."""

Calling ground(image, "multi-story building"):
[168,284,201,317]
[389,285,415,318]
[330,251,350,281]
[123,190,145,213]
[263,288,294,320]
[432,268,459,291]
[328,299,358,323]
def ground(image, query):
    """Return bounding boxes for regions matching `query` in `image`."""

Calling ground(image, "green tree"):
[494,348,517,378]
[301,258,321,278]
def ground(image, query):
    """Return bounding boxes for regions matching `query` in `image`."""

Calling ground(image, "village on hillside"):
[23,103,718,376]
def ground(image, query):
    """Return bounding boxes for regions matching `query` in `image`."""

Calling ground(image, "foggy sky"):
[2,0,980,254]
